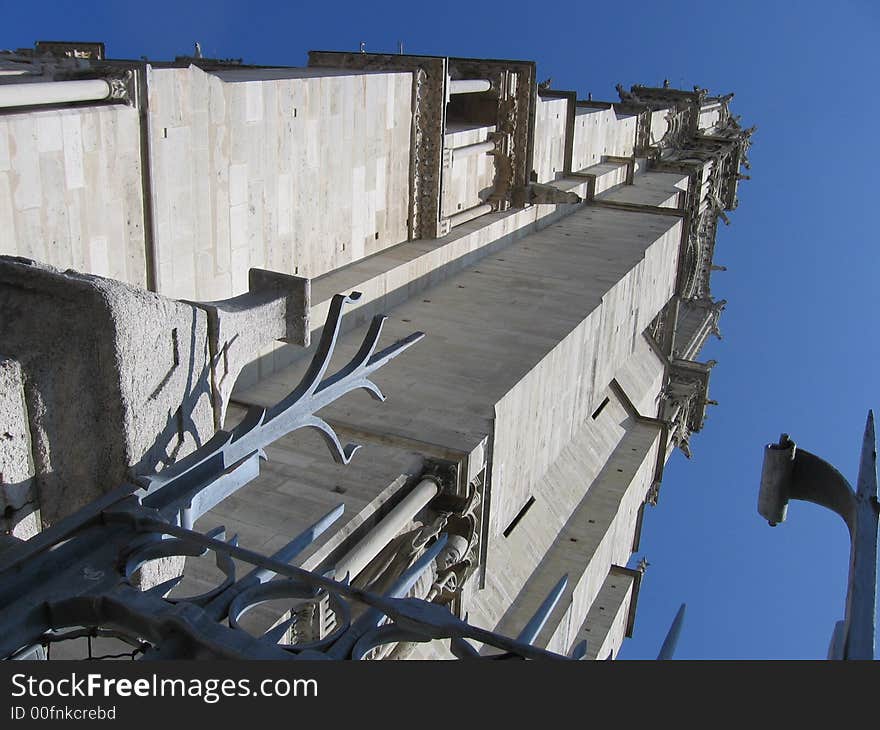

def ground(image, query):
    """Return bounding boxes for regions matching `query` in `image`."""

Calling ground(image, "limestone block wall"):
[146,65,413,301]
[471,409,659,654]
[571,106,637,172]
[532,96,568,182]
[466,308,669,644]
[465,390,630,631]
[576,568,636,660]
[0,257,214,525]
[540,424,659,655]
[649,108,670,147]
[698,102,724,132]
[235,203,681,544]
[588,161,631,196]
[488,208,681,538]
[0,107,147,287]
[441,123,496,217]
[231,198,681,660]
[602,170,688,208]
[234,181,592,393]
[0,357,38,539]
[613,333,667,419]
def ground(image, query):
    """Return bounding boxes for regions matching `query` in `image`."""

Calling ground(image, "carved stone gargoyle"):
[511,183,582,207]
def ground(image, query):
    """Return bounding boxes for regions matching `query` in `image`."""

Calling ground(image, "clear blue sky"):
[5,0,878,659]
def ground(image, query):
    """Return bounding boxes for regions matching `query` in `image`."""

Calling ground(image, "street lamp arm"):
[757,411,878,660]
[759,435,856,533]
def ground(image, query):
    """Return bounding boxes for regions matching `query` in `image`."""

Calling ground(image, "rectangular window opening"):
[503,496,535,538]
[591,397,610,420]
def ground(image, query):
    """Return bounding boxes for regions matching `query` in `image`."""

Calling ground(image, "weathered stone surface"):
[0,256,214,525]
[0,357,39,539]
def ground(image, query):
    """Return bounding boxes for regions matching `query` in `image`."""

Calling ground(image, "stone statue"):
[616,83,639,103]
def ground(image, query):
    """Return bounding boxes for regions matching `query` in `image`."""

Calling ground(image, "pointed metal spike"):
[847,410,879,659]
[827,620,846,660]
[249,504,345,584]
[657,603,686,660]
[262,293,352,419]
[299,293,358,398]
[516,574,568,644]
[336,314,387,378]
[336,534,453,652]
[364,331,426,373]
[570,639,588,660]
[145,575,183,598]
[449,636,480,659]
[857,410,878,501]
[205,525,226,541]
[261,616,297,645]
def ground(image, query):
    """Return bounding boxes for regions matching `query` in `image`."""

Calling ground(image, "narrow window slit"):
[591,397,610,420]
[503,496,535,538]
[171,328,179,368]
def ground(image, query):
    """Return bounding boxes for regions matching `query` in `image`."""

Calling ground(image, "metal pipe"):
[450,139,496,164]
[333,477,440,581]
[447,203,492,229]
[0,79,111,109]
[448,78,491,95]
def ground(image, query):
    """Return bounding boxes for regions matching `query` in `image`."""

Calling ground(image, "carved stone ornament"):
[107,74,130,101]
[450,58,536,199]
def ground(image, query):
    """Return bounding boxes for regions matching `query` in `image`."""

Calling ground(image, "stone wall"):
[532,96,568,182]
[0,257,215,525]
[146,65,414,301]
[0,106,148,288]
[571,106,638,172]
[0,357,38,538]
[441,123,496,218]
